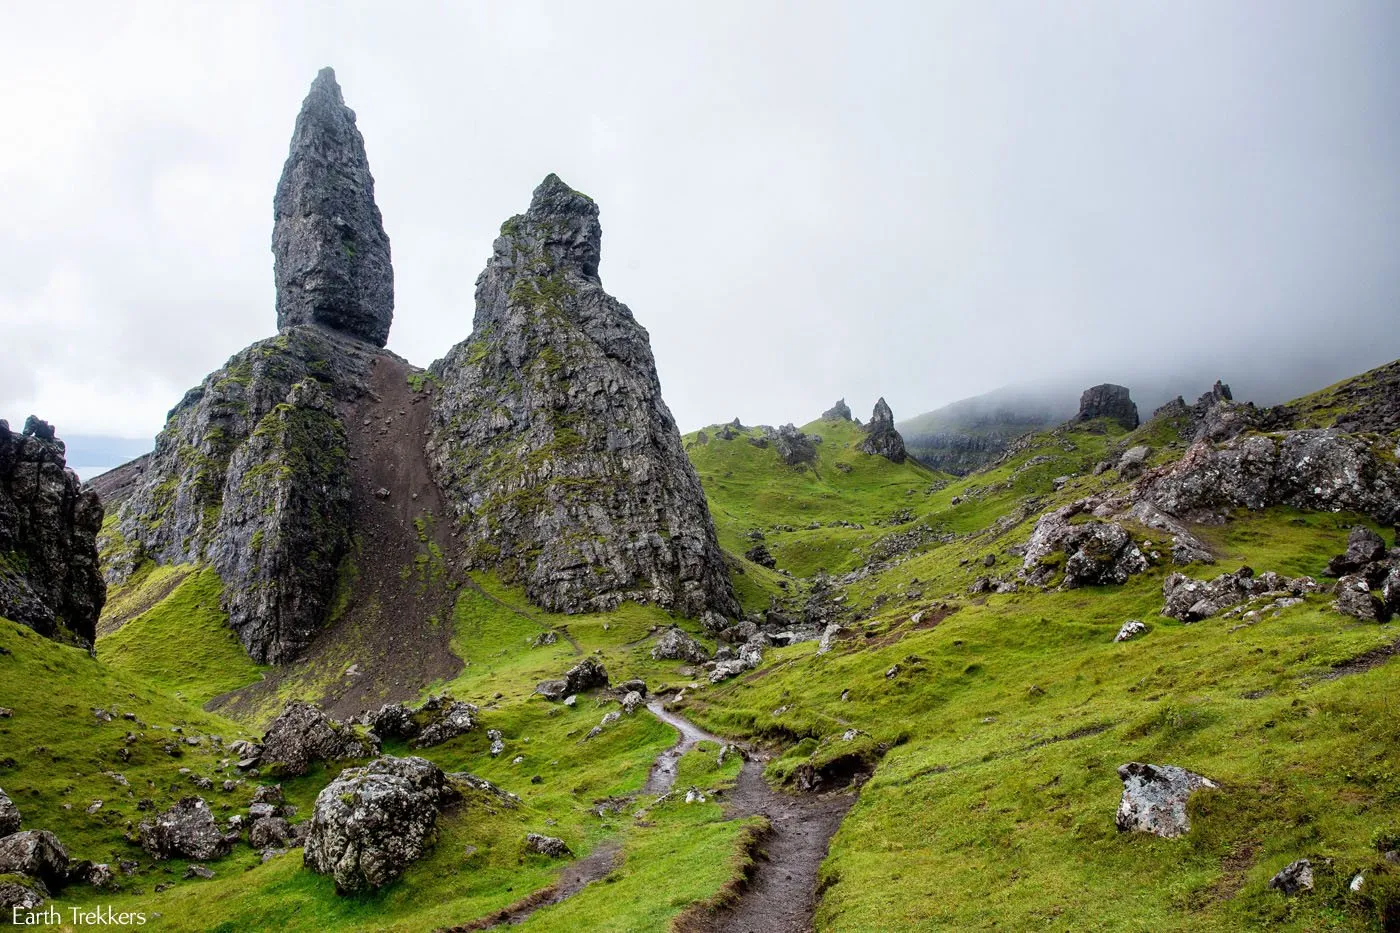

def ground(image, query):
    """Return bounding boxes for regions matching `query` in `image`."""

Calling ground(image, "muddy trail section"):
[210,354,463,722]
[454,701,855,931]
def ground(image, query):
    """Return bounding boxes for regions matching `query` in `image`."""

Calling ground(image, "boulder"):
[273,68,394,346]
[1022,500,1147,588]
[138,797,236,861]
[1326,526,1387,576]
[621,691,644,715]
[1162,568,1316,622]
[860,398,908,463]
[413,697,478,748]
[260,702,376,777]
[1333,574,1386,622]
[1115,620,1147,642]
[651,626,710,663]
[1115,762,1217,837]
[249,817,294,850]
[524,833,572,858]
[0,787,19,836]
[743,542,777,569]
[1269,858,1314,895]
[0,875,47,915]
[773,424,818,466]
[303,756,457,895]
[564,658,609,694]
[0,830,69,889]
[1117,445,1151,479]
[365,703,418,741]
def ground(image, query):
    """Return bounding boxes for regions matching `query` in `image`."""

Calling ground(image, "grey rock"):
[260,702,376,777]
[621,691,644,714]
[0,418,105,646]
[0,830,69,890]
[1162,567,1316,622]
[1076,384,1139,430]
[860,398,907,463]
[1021,500,1147,587]
[425,174,737,621]
[538,657,610,700]
[412,696,478,748]
[365,703,418,741]
[1333,574,1386,622]
[273,68,393,346]
[1269,858,1314,895]
[0,875,47,915]
[1326,525,1387,577]
[1117,445,1151,479]
[0,786,19,836]
[1384,567,1400,617]
[137,797,236,861]
[303,755,457,894]
[651,626,710,663]
[249,816,293,850]
[524,833,571,858]
[743,542,776,569]
[773,424,818,466]
[1115,620,1147,642]
[488,729,505,757]
[1114,762,1217,837]
[183,864,216,880]
[821,398,853,421]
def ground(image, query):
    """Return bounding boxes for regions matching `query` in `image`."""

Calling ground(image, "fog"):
[2,1,1397,449]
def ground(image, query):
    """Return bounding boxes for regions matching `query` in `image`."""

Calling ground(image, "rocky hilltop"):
[0,417,104,647]
[426,175,737,620]
[859,397,907,463]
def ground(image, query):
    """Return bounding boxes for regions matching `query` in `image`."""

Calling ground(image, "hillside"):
[897,385,1073,474]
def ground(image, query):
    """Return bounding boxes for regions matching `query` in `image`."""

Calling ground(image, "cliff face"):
[426,175,737,621]
[0,417,105,646]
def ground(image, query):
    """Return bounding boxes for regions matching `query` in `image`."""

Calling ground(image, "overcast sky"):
[3,1,1398,448]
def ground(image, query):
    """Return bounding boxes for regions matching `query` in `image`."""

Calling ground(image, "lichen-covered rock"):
[1269,858,1315,895]
[0,786,19,836]
[425,174,736,621]
[821,399,853,421]
[1139,431,1400,526]
[772,424,819,466]
[1115,762,1217,837]
[303,756,456,894]
[412,696,478,748]
[1117,445,1151,479]
[1162,568,1317,622]
[1326,526,1387,577]
[249,816,294,850]
[1333,574,1387,622]
[651,626,710,663]
[0,418,105,646]
[0,874,47,914]
[260,702,376,777]
[137,798,236,861]
[366,703,418,741]
[523,833,571,858]
[1076,384,1138,430]
[273,68,393,347]
[1115,620,1147,642]
[1022,500,1147,588]
[0,831,69,890]
[860,398,907,463]
[743,542,776,569]
[537,657,610,700]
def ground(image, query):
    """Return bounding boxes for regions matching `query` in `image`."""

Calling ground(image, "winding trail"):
[455,702,855,932]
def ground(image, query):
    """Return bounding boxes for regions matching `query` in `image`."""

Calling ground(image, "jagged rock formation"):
[860,398,907,463]
[771,424,818,466]
[1161,568,1317,622]
[1076,384,1138,430]
[0,417,104,646]
[304,756,457,894]
[257,701,377,777]
[273,68,393,347]
[426,174,737,620]
[1022,500,1147,588]
[821,399,853,421]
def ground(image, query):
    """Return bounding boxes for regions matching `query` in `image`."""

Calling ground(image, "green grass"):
[98,567,266,705]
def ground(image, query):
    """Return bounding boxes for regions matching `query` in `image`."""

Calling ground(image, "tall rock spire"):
[860,397,908,462]
[272,67,394,347]
[426,174,739,623]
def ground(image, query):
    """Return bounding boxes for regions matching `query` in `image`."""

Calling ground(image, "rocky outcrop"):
[1161,568,1317,622]
[0,875,47,914]
[860,398,907,463]
[1076,384,1138,430]
[0,417,105,646]
[651,626,710,663]
[1333,574,1387,622]
[259,702,377,777]
[0,830,69,890]
[1326,526,1387,577]
[273,68,393,347]
[137,798,237,861]
[303,756,457,894]
[772,424,819,466]
[1137,430,1400,526]
[1115,762,1217,837]
[821,399,853,421]
[411,696,478,748]
[1116,445,1151,479]
[425,174,736,621]
[1022,500,1148,588]
[536,657,609,701]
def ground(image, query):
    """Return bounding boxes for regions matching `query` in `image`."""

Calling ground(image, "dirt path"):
[454,703,854,931]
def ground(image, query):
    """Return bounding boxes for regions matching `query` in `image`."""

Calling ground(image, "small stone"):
[524,833,571,858]
[1115,620,1148,642]
[1268,858,1314,895]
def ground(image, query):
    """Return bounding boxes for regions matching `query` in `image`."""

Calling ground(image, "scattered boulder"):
[1326,526,1387,576]
[860,398,907,463]
[303,756,458,895]
[0,875,47,914]
[651,626,710,663]
[1269,858,1314,895]
[260,702,376,777]
[1117,445,1151,479]
[537,658,609,700]
[1162,568,1317,622]
[523,833,572,858]
[1114,762,1217,837]
[138,798,237,861]
[773,424,818,466]
[0,830,69,890]
[183,864,216,880]
[249,816,294,851]
[710,641,763,683]
[1115,620,1147,642]
[1076,384,1139,430]
[743,542,777,569]
[413,696,479,748]
[621,691,644,715]
[1022,500,1147,588]
[366,703,418,741]
[1333,574,1387,622]
[0,787,19,836]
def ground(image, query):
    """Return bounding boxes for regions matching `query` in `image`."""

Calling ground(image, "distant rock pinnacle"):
[860,398,907,462]
[273,67,394,347]
[822,398,853,421]
[1076,384,1139,430]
